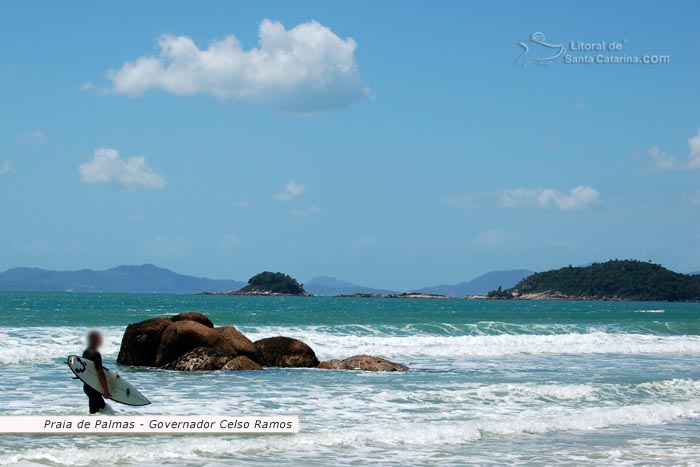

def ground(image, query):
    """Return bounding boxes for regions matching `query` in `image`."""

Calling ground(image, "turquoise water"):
[1,293,700,466]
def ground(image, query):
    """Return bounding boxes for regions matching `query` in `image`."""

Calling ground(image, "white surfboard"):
[67,355,151,406]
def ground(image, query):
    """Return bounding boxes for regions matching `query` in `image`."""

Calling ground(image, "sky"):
[1,1,699,290]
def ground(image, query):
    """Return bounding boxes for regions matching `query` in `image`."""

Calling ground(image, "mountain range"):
[414,270,535,297]
[0,264,534,296]
[303,276,397,296]
[0,264,245,294]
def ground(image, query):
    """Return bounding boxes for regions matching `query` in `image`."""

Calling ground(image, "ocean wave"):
[377,379,700,407]
[1,401,698,466]
[0,327,123,366]
[3,326,700,366]
[243,322,625,337]
[242,328,700,361]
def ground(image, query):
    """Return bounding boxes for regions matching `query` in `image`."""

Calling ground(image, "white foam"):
[2,400,699,466]
[241,327,700,360]
[0,327,122,365]
[2,326,700,366]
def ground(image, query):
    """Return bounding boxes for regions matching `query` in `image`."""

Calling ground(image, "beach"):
[1,293,700,466]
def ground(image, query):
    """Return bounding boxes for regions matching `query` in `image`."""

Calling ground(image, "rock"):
[163,347,234,371]
[155,321,219,366]
[221,356,263,371]
[116,312,259,368]
[317,359,343,369]
[318,355,408,371]
[217,326,260,362]
[335,293,384,298]
[253,336,320,368]
[171,312,214,328]
[116,317,171,366]
[386,292,449,299]
[155,321,258,367]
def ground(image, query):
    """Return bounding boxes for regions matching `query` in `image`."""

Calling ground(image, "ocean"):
[1,293,699,466]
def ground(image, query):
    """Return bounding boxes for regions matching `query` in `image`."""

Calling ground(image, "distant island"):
[201,271,311,296]
[484,260,700,302]
[337,292,449,299]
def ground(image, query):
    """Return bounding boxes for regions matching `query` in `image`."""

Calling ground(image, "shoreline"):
[467,292,700,303]
[2,290,700,302]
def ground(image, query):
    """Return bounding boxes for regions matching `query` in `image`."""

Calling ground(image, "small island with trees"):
[485,260,700,302]
[200,271,310,296]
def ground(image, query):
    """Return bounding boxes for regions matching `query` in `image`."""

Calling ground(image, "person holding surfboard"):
[82,331,116,414]
[67,335,151,409]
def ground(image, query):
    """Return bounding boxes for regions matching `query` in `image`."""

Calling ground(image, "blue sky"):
[1,1,699,289]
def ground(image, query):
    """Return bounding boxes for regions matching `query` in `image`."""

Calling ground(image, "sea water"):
[1,293,699,466]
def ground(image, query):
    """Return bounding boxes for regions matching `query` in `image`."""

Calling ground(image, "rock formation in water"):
[318,355,409,371]
[116,312,408,372]
[253,336,319,368]
[163,347,235,371]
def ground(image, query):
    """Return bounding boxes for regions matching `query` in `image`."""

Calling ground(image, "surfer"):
[82,331,115,414]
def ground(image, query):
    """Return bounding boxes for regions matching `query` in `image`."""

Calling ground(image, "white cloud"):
[442,186,600,211]
[79,148,166,189]
[471,229,524,249]
[689,133,700,169]
[290,206,321,217]
[0,160,13,175]
[20,129,46,144]
[276,180,306,201]
[499,186,600,211]
[645,147,679,171]
[107,19,370,113]
[645,131,700,171]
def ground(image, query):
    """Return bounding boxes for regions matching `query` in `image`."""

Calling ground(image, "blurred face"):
[89,333,103,348]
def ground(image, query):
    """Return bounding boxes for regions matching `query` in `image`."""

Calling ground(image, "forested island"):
[487,260,700,302]
[200,271,310,296]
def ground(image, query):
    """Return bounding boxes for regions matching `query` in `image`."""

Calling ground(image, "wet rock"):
[117,312,259,368]
[116,317,171,366]
[317,359,343,369]
[155,321,257,367]
[216,325,260,362]
[163,347,234,371]
[170,312,214,328]
[253,336,320,368]
[221,356,264,371]
[318,355,408,371]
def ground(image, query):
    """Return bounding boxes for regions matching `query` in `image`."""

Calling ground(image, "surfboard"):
[67,355,151,406]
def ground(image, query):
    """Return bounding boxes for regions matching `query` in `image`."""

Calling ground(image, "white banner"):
[0,416,298,434]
